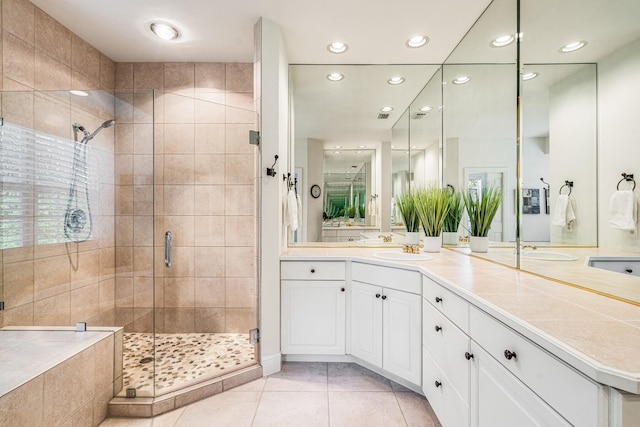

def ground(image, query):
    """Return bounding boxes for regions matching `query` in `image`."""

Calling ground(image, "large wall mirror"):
[288,0,640,304]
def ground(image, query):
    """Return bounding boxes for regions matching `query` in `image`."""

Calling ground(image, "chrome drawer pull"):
[504,349,517,360]
[465,352,474,360]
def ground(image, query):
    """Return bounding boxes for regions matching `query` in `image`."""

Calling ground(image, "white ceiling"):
[30,0,491,64]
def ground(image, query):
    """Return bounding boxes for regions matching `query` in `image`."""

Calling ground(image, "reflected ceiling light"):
[419,106,433,112]
[411,145,418,149]
[335,145,342,148]
[356,150,363,153]
[391,145,396,148]
[452,76,471,85]
[333,151,341,154]
[70,90,88,97]
[327,72,344,81]
[407,35,429,48]
[560,41,587,53]
[150,21,180,40]
[380,106,394,113]
[522,72,538,81]
[328,41,348,53]
[490,34,514,48]
[387,76,405,85]
[358,145,366,148]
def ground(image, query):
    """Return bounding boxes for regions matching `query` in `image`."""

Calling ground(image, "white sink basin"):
[372,251,433,261]
[521,250,577,261]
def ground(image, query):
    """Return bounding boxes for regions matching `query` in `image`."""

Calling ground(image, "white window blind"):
[0,121,95,249]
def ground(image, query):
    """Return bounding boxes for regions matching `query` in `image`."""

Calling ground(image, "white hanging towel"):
[566,196,577,229]
[287,188,299,231]
[552,194,569,226]
[368,198,377,219]
[296,193,303,229]
[609,190,637,230]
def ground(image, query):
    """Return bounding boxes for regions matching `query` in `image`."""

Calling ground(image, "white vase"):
[423,235,442,253]
[442,232,459,246]
[469,236,489,253]
[405,231,420,245]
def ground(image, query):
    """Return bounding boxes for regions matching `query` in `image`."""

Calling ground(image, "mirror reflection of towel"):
[552,194,576,228]
[610,190,637,230]
[284,189,299,231]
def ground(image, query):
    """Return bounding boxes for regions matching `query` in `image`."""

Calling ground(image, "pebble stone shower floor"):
[121,332,257,396]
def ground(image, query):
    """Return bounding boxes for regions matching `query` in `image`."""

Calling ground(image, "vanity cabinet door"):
[470,343,571,427]
[350,280,383,367]
[281,280,346,354]
[382,287,421,385]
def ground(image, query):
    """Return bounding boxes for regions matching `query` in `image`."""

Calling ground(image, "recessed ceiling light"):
[452,76,471,85]
[327,72,344,81]
[522,72,538,81]
[407,35,429,48]
[334,151,341,154]
[419,106,433,112]
[411,145,418,149]
[490,34,515,48]
[358,145,366,148]
[356,151,362,153]
[380,106,394,113]
[328,41,348,54]
[560,41,587,53]
[387,76,405,85]
[335,145,342,148]
[150,21,180,41]
[391,145,396,148]
[70,90,88,97]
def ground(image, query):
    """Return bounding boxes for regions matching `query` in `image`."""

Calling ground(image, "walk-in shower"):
[64,119,115,242]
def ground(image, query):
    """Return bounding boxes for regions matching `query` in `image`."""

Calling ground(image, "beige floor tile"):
[264,362,327,392]
[253,391,329,427]
[176,391,261,427]
[151,407,185,426]
[327,363,392,392]
[395,391,442,427]
[328,391,406,427]
[99,418,152,426]
[229,377,267,392]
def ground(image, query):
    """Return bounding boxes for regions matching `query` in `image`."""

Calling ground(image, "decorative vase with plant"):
[442,189,463,245]
[462,185,503,253]
[396,191,420,245]
[414,186,450,252]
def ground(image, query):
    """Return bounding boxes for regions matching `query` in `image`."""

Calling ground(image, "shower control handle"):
[165,231,172,267]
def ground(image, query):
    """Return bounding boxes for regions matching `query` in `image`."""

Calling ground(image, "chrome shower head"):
[74,119,115,144]
[101,119,115,128]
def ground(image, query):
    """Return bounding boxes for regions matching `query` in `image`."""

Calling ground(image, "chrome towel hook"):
[617,173,636,191]
[559,180,573,195]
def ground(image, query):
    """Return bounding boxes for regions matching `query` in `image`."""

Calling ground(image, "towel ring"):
[559,181,573,195]
[617,173,636,191]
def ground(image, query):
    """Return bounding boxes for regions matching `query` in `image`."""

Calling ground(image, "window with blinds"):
[0,121,95,249]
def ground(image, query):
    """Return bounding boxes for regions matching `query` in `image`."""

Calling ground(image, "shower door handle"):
[165,231,172,267]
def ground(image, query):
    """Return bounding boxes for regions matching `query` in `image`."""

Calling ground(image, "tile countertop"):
[281,247,640,394]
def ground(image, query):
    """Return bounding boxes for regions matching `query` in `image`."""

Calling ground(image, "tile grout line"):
[249,371,267,426]
[392,389,410,427]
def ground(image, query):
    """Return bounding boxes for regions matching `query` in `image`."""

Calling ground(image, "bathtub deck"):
[0,328,116,396]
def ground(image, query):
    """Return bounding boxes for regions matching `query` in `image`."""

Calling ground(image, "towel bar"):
[617,173,636,191]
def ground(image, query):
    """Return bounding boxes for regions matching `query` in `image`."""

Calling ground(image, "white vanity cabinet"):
[469,306,606,427]
[421,275,472,427]
[281,261,346,355]
[350,262,422,386]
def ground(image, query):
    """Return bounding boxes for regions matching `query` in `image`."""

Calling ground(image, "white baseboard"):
[260,352,282,376]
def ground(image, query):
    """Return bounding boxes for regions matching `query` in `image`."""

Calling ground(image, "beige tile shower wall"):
[0,0,116,328]
[114,62,257,334]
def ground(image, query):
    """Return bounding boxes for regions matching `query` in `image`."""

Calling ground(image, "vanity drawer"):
[422,348,469,427]
[469,306,602,427]
[423,275,469,333]
[423,299,471,403]
[352,262,421,294]
[281,261,346,281]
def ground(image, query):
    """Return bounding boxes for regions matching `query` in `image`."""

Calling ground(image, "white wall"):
[306,138,324,241]
[548,66,597,246]
[257,18,288,375]
[598,38,640,252]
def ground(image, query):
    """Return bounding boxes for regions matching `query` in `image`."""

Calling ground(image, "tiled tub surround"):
[121,332,257,396]
[0,327,123,427]
[282,247,640,423]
